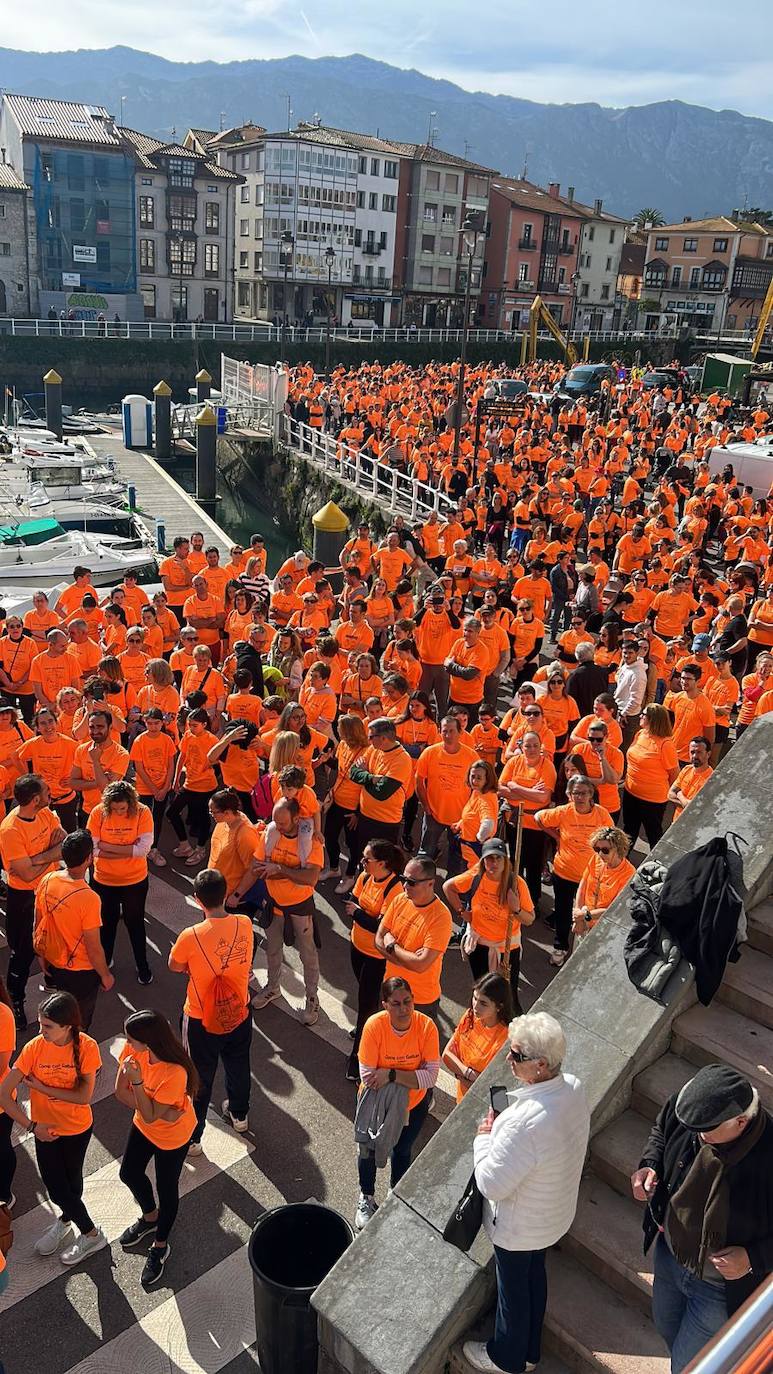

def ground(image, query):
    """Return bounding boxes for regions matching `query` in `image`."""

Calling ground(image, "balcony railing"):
[361,242,383,256]
[351,277,392,292]
[518,238,537,250]
[558,244,575,256]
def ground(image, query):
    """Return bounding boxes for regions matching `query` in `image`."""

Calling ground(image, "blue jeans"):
[488,1245,547,1373]
[652,1237,729,1373]
[357,1092,432,1195]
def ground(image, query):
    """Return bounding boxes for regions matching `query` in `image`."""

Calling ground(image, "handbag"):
[442,1169,483,1252]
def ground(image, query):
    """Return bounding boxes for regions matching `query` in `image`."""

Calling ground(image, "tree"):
[634,208,666,229]
[732,206,773,226]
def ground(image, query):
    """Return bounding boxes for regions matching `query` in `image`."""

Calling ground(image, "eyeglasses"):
[507,1048,535,1064]
[524,710,541,718]
[594,845,612,855]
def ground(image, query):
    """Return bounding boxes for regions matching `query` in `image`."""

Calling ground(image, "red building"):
[482,177,583,330]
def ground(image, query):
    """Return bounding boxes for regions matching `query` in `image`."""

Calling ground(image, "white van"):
[709,439,773,496]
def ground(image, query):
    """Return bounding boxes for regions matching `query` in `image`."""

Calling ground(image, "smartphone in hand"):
[490,1085,509,1116]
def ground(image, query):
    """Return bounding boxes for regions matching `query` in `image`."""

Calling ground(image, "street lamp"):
[324,244,336,379]
[570,271,581,334]
[280,229,294,363]
[453,209,485,462]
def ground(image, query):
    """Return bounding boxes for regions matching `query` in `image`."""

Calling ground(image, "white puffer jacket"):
[473,1072,590,1251]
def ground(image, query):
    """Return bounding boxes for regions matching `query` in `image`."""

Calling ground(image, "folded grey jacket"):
[354,1080,410,1169]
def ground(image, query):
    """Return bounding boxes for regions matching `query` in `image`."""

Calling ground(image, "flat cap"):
[675,1064,754,1131]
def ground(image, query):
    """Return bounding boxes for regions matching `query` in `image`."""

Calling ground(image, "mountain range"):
[1,46,772,220]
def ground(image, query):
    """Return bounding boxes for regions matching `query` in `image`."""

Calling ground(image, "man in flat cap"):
[630,1063,773,1373]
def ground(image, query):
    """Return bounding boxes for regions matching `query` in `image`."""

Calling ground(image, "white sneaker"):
[549,948,567,968]
[172,842,192,857]
[61,1228,107,1266]
[461,1342,508,1373]
[252,984,281,1009]
[185,847,205,867]
[222,1099,249,1133]
[149,848,167,867]
[34,1217,72,1256]
[334,875,355,895]
[302,995,320,1026]
[318,868,339,882]
[354,1193,378,1231]
[187,1139,203,1156]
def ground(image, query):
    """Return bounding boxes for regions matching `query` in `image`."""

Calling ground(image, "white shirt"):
[614,658,648,717]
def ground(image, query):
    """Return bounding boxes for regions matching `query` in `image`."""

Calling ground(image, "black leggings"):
[324,801,356,873]
[139,793,168,847]
[119,1123,191,1245]
[512,825,545,912]
[0,1111,16,1204]
[349,946,386,1061]
[35,1127,95,1235]
[552,874,578,952]
[468,944,523,1014]
[622,788,667,850]
[93,877,150,975]
[167,788,213,848]
[52,798,79,834]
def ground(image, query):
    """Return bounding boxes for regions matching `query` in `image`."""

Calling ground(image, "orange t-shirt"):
[624,731,679,803]
[663,691,717,760]
[446,1011,509,1102]
[254,827,323,908]
[576,853,635,924]
[226,692,264,728]
[0,1001,14,1117]
[373,546,413,591]
[332,739,365,811]
[447,868,533,947]
[55,583,99,619]
[118,1043,196,1150]
[159,555,193,606]
[208,817,261,895]
[28,650,81,701]
[358,1009,439,1109]
[33,870,102,971]
[178,729,218,792]
[170,913,253,1018]
[18,732,77,803]
[354,742,415,825]
[118,649,150,688]
[0,805,61,890]
[536,802,614,882]
[183,592,221,646]
[87,801,153,885]
[350,869,402,958]
[446,638,492,705]
[335,621,375,657]
[130,730,177,795]
[381,892,452,1005]
[16,1032,101,1135]
[0,634,37,693]
[181,666,226,710]
[573,739,625,813]
[73,740,130,813]
[672,763,713,818]
[458,790,499,864]
[415,742,478,826]
[498,752,557,830]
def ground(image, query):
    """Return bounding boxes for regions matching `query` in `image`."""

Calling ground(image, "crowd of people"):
[0,352,771,1353]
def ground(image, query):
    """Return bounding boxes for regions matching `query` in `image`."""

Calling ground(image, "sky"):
[5,0,773,119]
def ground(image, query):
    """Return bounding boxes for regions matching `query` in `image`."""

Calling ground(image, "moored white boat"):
[0,517,158,588]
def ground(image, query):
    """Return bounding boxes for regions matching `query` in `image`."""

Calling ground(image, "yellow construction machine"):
[527,295,578,365]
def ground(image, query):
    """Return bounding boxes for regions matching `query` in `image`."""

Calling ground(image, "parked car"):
[490,378,529,400]
[641,367,685,390]
[558,363,617,399]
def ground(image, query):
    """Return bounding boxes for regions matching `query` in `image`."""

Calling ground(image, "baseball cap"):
[692,633,711,652]
[481,838,508,859]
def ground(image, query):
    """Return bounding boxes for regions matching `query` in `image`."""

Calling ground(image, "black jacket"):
[566,661,609,717]
[639,1093,773,1314]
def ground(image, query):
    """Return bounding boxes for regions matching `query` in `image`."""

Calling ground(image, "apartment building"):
[0,160,36,317]
[642,216,773,333]
[482,177,583,329]
[551,191,629,330]
[121,128,241,322]
[0,93,141,319]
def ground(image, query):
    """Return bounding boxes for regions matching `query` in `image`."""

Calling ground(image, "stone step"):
[748,902,773,957]
[544,1249,670,1374]
[565,1174,653,1316]
[590,1109,651,1199]
[672,1001,773,1110]
[449,1341,572,1374]
[719,945,773,1029]
[631,1053,695,1121]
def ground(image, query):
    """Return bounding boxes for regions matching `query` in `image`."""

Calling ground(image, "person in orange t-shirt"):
[115,1008,198,1286]
[169,867,254,1144]
[70,710,130,816]
[442,973,512,1102]
[0,772,65,1020]
[375,855,452,1018]
[444,618,492,720]
[373,534,413,592]
[29,630,81,710]
[159,537,194,613]
[667,737,714,819]
[34,828,112,1029]
[535,776,613,965]
[0,989,104,1263]
[168,710,218,863]
[342,838,405,1076]
[572,826,635,936]
[251,798,323,1022]
[88,780,154,982]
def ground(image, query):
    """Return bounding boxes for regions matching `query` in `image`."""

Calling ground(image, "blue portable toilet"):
[122,395,153,449]
[216,405,227,434]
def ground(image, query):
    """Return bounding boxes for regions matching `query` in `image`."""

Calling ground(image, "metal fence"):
[279,414,457,521]
[0,316,762,348]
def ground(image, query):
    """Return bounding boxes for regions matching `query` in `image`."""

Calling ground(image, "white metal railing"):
[0,316,766,348]
[279,414,457,521]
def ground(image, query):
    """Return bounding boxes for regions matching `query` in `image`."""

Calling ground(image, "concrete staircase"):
[452,899,773,1374]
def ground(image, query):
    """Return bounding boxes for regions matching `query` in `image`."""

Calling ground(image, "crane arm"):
[751,277,773,360]
[528,295,578,364]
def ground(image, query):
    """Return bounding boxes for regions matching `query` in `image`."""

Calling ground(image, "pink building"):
[482,177,583,329]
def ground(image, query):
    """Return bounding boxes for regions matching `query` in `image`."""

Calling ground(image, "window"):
[239,251,248,269]
[600,284,610,300]
[423,203,437,222]
[379,231,387,249]
[445,173,458,193]
[169,238,196,276]
[237,281,251,307]
[521,222,533,244]
[702,266,726,290]
[169,194,196,232]
[672,266,682,285]
[240,153,250,171]
[713,238,728,252]
[254,251,262,272]
[418,265,433,285]
[141,177,153,187]
[439,235,454,256]
[558,266,565,284]
[690,266,701,286]
[442,206,456,225]
[240,219,249,236]
[767,242,773,258]
[69,199,85,233]
[370,158,380,176]
[426,170,440,192]
[139,196,154,227]
[605,257,612,271]
[368,192,378,210]
[139,238,155,271]
[254,220,263,240]
[655,237,669,251]
[382,194,396,213]
[358,156,367,174]
[437,267,452,287]
[168,156,196,188]
[207,184,217,193]
[205,202,220,233]
[587,225,595,241]
[205,243,220,276]
[356,191,365,209]
[581,282,589,297]
[384,160,398,179]
[518,262,529,282]
[0,242,10,256]
[240,185,250,202]
[422,233,435,253]
[141,284,156,319]
[683,237,698,252]
[609,229,616,243]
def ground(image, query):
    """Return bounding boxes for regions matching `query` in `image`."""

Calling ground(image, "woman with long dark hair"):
[343,839,405,1081]
[0,974,16,1207]
[442,972,513,1102]
[0,990,104,1265]
[116,1008,198,1290]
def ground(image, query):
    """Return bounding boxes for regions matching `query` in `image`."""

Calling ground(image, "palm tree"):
[634,208,665,229]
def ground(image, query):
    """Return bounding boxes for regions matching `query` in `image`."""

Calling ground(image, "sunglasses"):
[594,845,612,855]
[400,875,426,887]
[507,1048,535,1064]
[589,735,604,742]
[524,710,541,718]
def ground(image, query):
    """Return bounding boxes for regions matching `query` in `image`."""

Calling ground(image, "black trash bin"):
[248,1202,354,1374]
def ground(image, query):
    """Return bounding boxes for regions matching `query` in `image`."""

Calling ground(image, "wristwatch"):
[388,1069,397,1083]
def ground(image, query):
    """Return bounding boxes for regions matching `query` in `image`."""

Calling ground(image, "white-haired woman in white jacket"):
[463,1011,590,1374]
